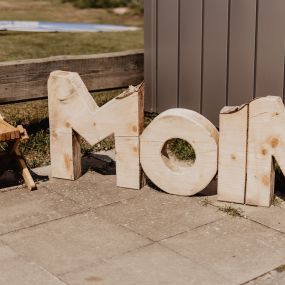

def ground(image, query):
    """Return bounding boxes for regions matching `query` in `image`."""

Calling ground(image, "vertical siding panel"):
[228,0,256,105]
[144,0,157,112]
[255,0,285,99]
[179,0,203,112]
[156,0,179,112]
[202,0,229,125]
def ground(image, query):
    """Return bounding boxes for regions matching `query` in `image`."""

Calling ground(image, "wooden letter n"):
[218,96,285,207]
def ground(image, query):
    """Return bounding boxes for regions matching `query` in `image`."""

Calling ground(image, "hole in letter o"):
[140,109,219,196]
[161,139,196,171]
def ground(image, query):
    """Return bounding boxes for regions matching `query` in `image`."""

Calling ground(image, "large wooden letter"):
[218,96,285,207]
[140,109,219,196]
[48,71,144,189]
[246,96,285,207]
[218,105,248,204]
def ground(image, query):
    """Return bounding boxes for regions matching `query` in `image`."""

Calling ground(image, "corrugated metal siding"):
[144,0,285,125]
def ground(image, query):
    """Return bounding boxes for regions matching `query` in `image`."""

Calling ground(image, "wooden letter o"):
[140,109,219,196]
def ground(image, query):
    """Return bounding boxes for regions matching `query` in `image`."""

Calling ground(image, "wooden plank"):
[144,0,157,112]
[179,0,203,112]
[255,0,285,98]
[218,104,248,204]
[0,50,144,104]
[115,136,141,189]
[156,0,179,112]
[202,0,229,126]
[227,0,256,105]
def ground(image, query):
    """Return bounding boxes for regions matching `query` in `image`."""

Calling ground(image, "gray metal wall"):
[144,0,285,125]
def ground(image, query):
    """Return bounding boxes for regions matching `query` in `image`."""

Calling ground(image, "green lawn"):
[0,0,144,168]
[0,30,143,61]
[0,0,143,61]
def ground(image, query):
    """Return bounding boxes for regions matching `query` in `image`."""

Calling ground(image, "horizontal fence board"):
[0,50,144,104]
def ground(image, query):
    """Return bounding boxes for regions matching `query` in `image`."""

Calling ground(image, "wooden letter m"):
[48,71,144,189]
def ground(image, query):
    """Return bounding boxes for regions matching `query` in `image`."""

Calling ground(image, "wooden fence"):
[144,0,285,125]
[0,50,144,104]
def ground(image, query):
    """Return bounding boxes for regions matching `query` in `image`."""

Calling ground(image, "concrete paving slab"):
[94,186,225,241]
[245,267,285,285]
[44,172,143,209]
[161,217,285,284]
[0,211,151,276]
[32,165,51,177]
[201,186,285,234]
[0,243,65,285]
[60,243,230,285]
[243,202,285,234]
[2,155,285,284]
[0,186,86,235]
[201,192,263,215]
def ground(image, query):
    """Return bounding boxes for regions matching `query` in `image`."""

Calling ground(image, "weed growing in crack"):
[201,197,212,207]
[218,205,244,217]
[276,264,285,273]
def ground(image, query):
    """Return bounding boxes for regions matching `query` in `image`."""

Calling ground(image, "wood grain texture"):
[48,71,144,189]
[246,96,285,207]
[140,108,219,196]
[218,104,248,204]
[0,50,144,104]
[0,119,20,142]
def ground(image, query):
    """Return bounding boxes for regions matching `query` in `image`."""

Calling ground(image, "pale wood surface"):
[48,71,144,189]
[218,104,248,204]
[115,136,141,189]
[0,50,143,104]
[246,96,285,207]
[140,108,219,196]
[49,71,99,180]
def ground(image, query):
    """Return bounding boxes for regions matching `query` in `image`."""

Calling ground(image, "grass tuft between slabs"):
[218,205,244,217]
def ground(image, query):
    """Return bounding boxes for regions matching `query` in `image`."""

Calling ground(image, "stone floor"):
[0,153,285,284]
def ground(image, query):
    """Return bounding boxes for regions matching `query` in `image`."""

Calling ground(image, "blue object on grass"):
[0,21,138,32]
